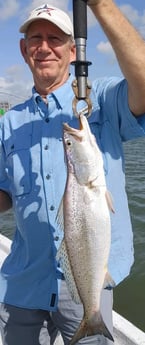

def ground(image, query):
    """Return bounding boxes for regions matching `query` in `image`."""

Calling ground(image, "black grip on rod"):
[73,0,87,39]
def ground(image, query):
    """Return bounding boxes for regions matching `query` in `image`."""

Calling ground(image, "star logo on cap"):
[36,5,55,17]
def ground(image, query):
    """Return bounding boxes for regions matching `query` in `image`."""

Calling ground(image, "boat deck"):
[0,233,11,265]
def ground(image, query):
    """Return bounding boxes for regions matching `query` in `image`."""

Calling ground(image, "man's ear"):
[70,43,76,64]
[20,38,28,63]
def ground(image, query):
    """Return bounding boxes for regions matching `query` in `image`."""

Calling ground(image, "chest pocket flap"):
[4,132,31,197]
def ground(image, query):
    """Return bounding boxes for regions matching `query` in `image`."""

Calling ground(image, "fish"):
[56,114,115,344]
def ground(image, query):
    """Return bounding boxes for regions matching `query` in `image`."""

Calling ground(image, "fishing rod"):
[71,0,92,117]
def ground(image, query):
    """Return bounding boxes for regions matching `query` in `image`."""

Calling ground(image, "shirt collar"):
[32,74,75,110]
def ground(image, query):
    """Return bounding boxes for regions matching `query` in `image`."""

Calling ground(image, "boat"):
[0,233,145,345]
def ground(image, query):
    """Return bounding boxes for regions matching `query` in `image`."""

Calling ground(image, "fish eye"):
[66,139,72,146]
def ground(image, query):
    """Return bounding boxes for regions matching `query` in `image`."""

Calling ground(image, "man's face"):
[20,20,76,91]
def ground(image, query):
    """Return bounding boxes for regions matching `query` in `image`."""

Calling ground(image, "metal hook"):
[72,79,92,118]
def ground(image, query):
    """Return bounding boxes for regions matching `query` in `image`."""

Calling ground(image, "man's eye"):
[26,35,63,47]
[28,36,42,43]
[48,36,62,43]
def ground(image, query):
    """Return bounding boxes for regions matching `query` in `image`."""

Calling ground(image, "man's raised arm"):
[88,0,145,115]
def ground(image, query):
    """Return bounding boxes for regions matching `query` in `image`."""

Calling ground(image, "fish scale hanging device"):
[71,0,92,118]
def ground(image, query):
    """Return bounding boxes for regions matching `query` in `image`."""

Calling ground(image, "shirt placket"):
[40,98,62,245]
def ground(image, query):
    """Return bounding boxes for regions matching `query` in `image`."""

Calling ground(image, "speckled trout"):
[56,114,115,344]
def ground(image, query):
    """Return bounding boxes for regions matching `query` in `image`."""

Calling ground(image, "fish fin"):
[103,271,116,289]
[105,190,115,213]
[56,240,81,304]
[55,199,64,231]
[70,311,114,345]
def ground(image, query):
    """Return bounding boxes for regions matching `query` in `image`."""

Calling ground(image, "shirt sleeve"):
[115,79,145,140]
[93,77,145,142]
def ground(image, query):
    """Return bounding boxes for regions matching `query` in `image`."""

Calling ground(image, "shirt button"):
[54,236,59,241]
[50,205,55,211]
[46,174,51,180]
[45,118,49,123]
[44,145,49,150]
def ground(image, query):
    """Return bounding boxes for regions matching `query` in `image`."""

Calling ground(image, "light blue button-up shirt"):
[0,74,145,311]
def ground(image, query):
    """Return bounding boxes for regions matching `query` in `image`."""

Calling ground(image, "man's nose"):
[38,38,52,50]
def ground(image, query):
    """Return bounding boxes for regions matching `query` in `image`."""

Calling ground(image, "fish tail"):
[69,311,114,345]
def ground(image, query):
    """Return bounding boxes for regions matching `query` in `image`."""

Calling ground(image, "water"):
[0,138,145,332]
[113,137,145,332]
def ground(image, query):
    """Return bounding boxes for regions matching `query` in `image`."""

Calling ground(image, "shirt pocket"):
[4,135,31,197]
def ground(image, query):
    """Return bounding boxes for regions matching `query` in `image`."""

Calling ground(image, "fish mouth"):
[63,114,84,140]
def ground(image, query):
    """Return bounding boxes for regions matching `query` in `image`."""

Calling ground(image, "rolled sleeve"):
[116,79,145,140]
[93,77,145,141]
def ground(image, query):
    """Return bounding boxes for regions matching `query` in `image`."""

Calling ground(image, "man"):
[0,1,145,345]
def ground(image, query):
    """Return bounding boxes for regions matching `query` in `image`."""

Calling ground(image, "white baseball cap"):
[19,4,74,37]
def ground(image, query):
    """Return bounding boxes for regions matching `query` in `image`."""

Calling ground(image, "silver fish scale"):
[63,172,111,313]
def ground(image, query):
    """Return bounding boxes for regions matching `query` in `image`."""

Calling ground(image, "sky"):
[0,0,145,105]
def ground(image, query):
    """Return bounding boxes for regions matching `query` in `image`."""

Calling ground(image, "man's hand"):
[87,0,101,5]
